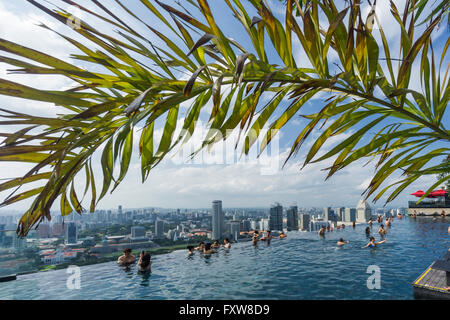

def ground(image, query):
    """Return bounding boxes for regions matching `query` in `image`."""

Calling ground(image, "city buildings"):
[155,219,165,239]
[65,222,78,244]
[286,205,299,231]
[269,203,283,231]
[299,214,310,231]
[212,200,224,240]
[343,208,356,222]
[356,199,372,222]
[230,220,241,241]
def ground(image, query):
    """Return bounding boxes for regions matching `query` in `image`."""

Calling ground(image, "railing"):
[408,201,450,208]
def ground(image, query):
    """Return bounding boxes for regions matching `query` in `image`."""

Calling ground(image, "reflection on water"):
[0,218,448,300]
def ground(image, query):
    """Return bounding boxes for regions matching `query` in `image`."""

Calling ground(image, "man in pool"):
[194,241,205,251]
[260,230,275,241]
[252,231,260,245]
[279,231,287,239]
[211,240,221,249]
[337,238,349,246]
[187,245,195,255]
[117,248,136,265]
[362,236,386,248]
[318,226,326,236]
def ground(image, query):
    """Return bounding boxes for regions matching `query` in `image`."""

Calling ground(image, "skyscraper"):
[269,203,283,231]
[344,208,356,222]
[230,220,241,241]
[212,200,224,240]
[299,214,311,231]
[286,205,299,231]
[66,222,77,244]
[334,207,345,221]
[0,224,5,245]
[323,207,335,222]
[155,219,165,239]
[356,199,372,222]
[131,226,146,239]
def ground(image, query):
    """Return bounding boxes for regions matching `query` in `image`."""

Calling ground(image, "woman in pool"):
[137,251,152,273]
[337,238,349,246]
[223,238,231,248]
[362,236,386,248]
[365,226,371,236]
[378,224,387,235]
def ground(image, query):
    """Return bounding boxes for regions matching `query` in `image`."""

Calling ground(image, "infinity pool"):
[1,218,449,299]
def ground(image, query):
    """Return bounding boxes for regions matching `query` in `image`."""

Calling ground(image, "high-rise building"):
[13,235,26,252]
[344,208,356,222]
[230,220,240,241]
[52,223,64,237]
[241,219,251,232]
[38,224,51,238]
[356,199,372,222]
[65,222,78,244]
[286,205,299,231]
[260,218,270,231]
[212,200,224,240]
[323,207,335,222]
[334,207,345,221]
[269,203,283,231]
[299,214,310,231]
[131,226,146,238]
[155,219,165,239]
[0,224,5,245]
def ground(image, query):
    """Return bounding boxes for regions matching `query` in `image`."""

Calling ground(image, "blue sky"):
[0,0,448,213]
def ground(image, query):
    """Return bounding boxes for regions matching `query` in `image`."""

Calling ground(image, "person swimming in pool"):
[211,240,221,249]
[223,238,231,248]
[194,241,205,251]
[203,242,216,254]
[362,236,386,248]
[279,231,287,239]
[337,238,349,246]
[252,231,260,245]
[365,226,371,236]
[117,248,136,265]
[187,245,195,255]
[318,226,326,237]
[260,230,275,241]
[137,251,152,273]
[378,224,387,235]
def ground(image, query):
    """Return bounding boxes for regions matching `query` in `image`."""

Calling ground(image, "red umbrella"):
[410,190,425,197]
[429,189,447,197]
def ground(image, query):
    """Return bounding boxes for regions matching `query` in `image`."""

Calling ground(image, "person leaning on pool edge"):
[138,251,152,273]
[117,248,136,265]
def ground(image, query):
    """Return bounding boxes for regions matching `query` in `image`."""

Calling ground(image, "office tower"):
[155,219,165,238]
[260,218,270,231]
[66,222,78,244]
[230,220,240,241]
[323,207,335,222]
[38,223,51,238]
[334,207,345,221]
[13,235,26,252]
[356,199,372,222]
[299,214,311,231]
[241,219,251,232]
[52,223,64,237]
[344,208,356,222]
[131,226,146,238]
[286,205,299,231]
[212,200,224,240]
[269,203,283,231]
[250,219,258,230]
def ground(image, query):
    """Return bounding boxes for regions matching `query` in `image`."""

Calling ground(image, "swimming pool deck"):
[413,251,450,299]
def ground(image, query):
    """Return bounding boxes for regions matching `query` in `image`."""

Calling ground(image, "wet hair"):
[339,238,344,242]
[199,241,204,245]
[224,238,230,243]
[213,240,219,244]
[380,224,384,228]
[370,236,375,241]
[140,252,151,269]
[254,230,259,235]
[187,245,194,251]
[204,243,212,251]
[123,248,132,254]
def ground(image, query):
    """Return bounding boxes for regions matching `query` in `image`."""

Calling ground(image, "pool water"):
[1,218,449,300]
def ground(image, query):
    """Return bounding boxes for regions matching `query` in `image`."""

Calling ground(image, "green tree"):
[0,0,448,237]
